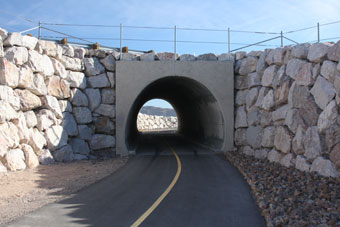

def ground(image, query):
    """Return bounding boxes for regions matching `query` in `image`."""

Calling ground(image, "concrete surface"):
[7,134,265,227]
[116,61,234,155]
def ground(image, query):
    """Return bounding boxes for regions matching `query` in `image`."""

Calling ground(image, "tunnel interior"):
[126,76,225,152]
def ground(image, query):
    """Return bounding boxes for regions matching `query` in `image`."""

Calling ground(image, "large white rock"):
[0,58,19,88]
[265,48,284,65]
[15,89,42,111]
[286,58,306,80]
[320,60,337,82]
[88,73,110,88]
[274,126,292,153]
[310,157,338,177]
[73,107,92,124]
[0,122,20,148]
[5,46,28,65]
[12,112,30,143]
[255,87,269,108]
[94,104,115,118]
[58,100,72,112]
[66,71,86,89]
[24,110,37,128]
[0,85,20,110]
[310,76,336,110]
[239,56,257,75]
[45,125,68,151]
[74,47,86,59]
[261,126,275,148]
[0,100,18,123]
[261,65,277,87]
[18,65,33,89]
[4,32,37,50]
[307,43,332,63]
[280,153,293,168]
[70,138,90,155]
[197,53,217,61]
[36,109,57,131]
[288,82,310,109]
[0,28,8,40]
[295,62,313,86]
[303,126,321,161]
[27,50,54,76]
[62,112,78,136]
[235,106,247,128]
[38,149,55,165]
[317,100,338,133]
[292,125,305,155]
[28,73,48,96]
[46,76,71,99]
[295,155,310,172]
[261,89,275,110]
[38,40,62,58]
[179,54,196,61]
[62,44,74,57]
[29,128,46,153]
[84,57,105,76]
[21,144,39,168]
[272,104,289,122]
[60,55,84,71]
[90,134,115,150]
[140,52,157,61]
[291,43,310,59]
[70,88,88,107]
[50,58,67,78]
[0,161,7,173]
[246,87,259,109]
[268,149,283,163]
[100,55,115,71]
[284,108,305,133]
[5,149,26,171]
[40,95,63,119]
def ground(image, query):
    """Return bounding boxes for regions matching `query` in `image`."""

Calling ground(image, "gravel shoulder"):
[0,158,128,226]
[225,151,340,227]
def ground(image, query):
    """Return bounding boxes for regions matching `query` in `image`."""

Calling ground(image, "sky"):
[1,0,340,108]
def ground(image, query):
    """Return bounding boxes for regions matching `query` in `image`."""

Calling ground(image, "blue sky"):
[1,0,340,108]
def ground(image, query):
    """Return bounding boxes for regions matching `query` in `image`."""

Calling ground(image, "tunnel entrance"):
[137,99,178,132]
[126,76,225,152]
[116,61,234,155]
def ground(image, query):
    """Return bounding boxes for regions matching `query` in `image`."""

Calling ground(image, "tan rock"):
[21,144,39,168]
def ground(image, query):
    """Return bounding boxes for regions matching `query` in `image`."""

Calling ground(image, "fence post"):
[38,21,41,40]
[228,27,230,54]
[280,31,283,47]
[120,23,123,60]
[317,22,320,43]
[174,25,177,61]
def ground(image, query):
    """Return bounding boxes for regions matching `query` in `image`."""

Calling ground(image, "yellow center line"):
[131,143,182,227]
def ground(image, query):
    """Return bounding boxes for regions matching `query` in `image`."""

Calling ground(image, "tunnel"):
[126,76,225,151]
[116,61,234,155]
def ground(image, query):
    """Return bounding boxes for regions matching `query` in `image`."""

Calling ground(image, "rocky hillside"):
[140,106,176,117]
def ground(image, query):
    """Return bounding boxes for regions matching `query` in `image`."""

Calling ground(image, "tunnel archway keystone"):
[116,61,234,155]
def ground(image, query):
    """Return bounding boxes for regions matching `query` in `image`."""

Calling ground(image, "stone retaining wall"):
[137,113,178,131]
[234,42,340,177]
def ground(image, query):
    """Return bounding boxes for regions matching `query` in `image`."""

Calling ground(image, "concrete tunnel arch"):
[116,61,234,155]
[126,76,225,151]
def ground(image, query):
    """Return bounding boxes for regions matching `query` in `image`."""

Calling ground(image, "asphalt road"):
[7,134,265,227]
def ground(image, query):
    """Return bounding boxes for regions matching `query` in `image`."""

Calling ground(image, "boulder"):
[255,87,269,108]
[317,100,338,133]
[235,90,247,106]
[40,95,63,119]
[85,88,101,111]
[286,58,306,80]
[0,162,7,173]
[235,52,247,60]
[159,52,178,61]
[297,97,320,127]
[280,153,293,168]
[243,146,254,156]
[235,75,248,90]
[261,65,278,87]
[335,74,340,105]
[21,144,39,168]
[88,73,110,88]
[179,54,196,61]
[272,104,289,122]
[90,134,115,150]
[12,112,30,143]
[27,50,54,76]
[24,111,37,128]
[235,106,248,128]
[62,44,74,57]
[78,125,92,141]
[45,125,68,151]
[320,60,337,82]
[310,157,338,177]
[291,43,310,59]
[325,125,340,152]
[58,100,72,112]
[66,71,87,89]
[15,89,41,111]
[36,109,56,131]
[246,87,259,109]
[254,149,269,159]
[107,72,115,88]
[29,128,46,153]
[261,126,275,148]
[70,88,88,107]
[53,144,74,162]
[46,76,71,99]
[295,62,312,86]
[330,144,340,168]
[84,57,105,76]
[292,125,305,155]
[38,40,62,58]
[312,63,321,80]
[38,149,55,165]
[26,73,48,96]
[274,126,292,153]
[246,126,263,149]
[94,116,115,134]
[4,32,37,50]
[140,52,157,61]
[247,109,260,126]
[18,65,33,89]
[0,58,19,88]
[0,28,7,40]
[5,46,28,65]
[0,100,18,123]
[120,53,139,61]
[94,104,115,118]
[285,108,305,133]
[307,43,332,63]
[60,55,83,71]
[274,80,290,105]
[239,56,257,75]
[62,112,78,136]
[260,110,273,127]
[197,53,217,61]
[304,127,321,161]
[272,65,287,89]
[268,149,283,163]
[265,48,284,65]
[5,149,26,171]
[261,89,275,110]
[50,58,67,78]
[295,155,310,172]
[73,107,92,124]
[288,82,310,108]
[70,138,90,155]
[0,122,20,149]
[256,51,268,74]
[101,88,115,104]
[234,128,247,146]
